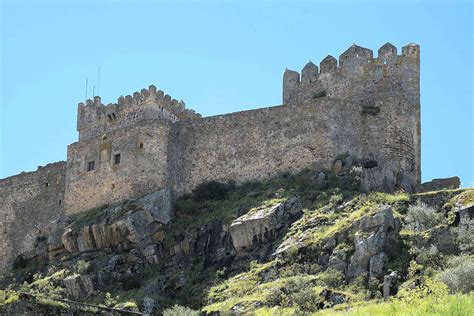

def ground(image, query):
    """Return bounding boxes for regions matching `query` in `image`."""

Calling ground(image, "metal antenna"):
[85,77,88,102]
[97,66,101,96]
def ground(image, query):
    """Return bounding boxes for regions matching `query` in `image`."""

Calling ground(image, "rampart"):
[0,162,66,271]
[0,42,420,272]
[77,85,201,141]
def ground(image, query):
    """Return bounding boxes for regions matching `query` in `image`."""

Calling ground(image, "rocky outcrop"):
[63,274,94,300]
[229,197,302,252]
[383,271,399,298]
[44,190,172,261]
[347,206,399,280]
[170,219,236,268]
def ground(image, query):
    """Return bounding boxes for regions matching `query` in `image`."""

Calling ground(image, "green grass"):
[0,290,19,306]
[315,293,474,316]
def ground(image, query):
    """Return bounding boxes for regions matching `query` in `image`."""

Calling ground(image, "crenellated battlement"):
[283,42,420,106]
[77,85,201,141]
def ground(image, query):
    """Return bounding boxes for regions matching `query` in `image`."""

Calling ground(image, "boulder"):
[136,189,173,224]
[369,252,387,278]
[328,249,347,273]
[61,228,78,253]
[63,274,94,300]
[383,271,398,298]
[229,197,302,252]
[347,207,398,280]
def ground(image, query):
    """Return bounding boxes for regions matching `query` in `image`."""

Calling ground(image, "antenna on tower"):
[85,77,88,102]
[97,66,101,97]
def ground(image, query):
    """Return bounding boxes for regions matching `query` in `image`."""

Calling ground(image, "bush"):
[192,180,236,201]
[266,276,321,312]
[405,201,442,231]
[329,194,343,205]
[439,255,474,293]
[278,262,322,278]
[74,260,91,274]
[412,245,441,267]
[451,217,474,253]
[316,268,345,288]
[163,305,200,316]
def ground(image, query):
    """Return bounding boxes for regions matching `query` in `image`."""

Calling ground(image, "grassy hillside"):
[1,167,473,315]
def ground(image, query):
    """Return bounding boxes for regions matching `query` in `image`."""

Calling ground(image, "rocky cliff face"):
[1,168,472,315]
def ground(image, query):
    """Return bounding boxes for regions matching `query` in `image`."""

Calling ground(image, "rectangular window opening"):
[114,154,121,165]
[87,161,95,171]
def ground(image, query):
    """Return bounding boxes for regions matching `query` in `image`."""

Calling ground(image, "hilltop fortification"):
[0,43,420,272]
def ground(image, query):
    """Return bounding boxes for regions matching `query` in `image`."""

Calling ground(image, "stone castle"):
[0,42,420,272]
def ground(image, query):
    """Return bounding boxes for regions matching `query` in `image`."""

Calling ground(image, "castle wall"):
[64,120,172,214]
[77,86,200,141]
[0,162,66,272]
[175,94,418,195]
[283,43,420,183]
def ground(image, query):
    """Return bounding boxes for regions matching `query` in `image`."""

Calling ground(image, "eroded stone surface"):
[229,197,302,252]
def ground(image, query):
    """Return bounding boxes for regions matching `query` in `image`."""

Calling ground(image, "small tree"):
[405,201,442,231]
[439,256,474,293]
[163,305,200,316]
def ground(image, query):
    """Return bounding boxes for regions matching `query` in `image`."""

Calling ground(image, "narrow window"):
[139,143,144,149]
[87,161,95,171]
[58,199,62,205]
[114,154,121,165]
[45,182,49,187]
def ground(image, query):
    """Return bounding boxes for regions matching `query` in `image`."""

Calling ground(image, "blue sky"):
[1,0,473,187]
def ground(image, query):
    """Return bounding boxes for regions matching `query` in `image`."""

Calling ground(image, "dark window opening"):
[312,90,327,99]
[111,184,115,189]
[59,199,62,205]
[139,143,144,149]
[363,159,378,169]
[362,105,381,115]
[87,161,95,171]
[114,154,121,165]
[45,182,49,187]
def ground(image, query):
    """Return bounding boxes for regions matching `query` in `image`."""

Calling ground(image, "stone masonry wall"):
[77,85,201,141]
[175,93,417,195]
[64,120,172,214]
[283,43,420,183]
[0,162,66,271]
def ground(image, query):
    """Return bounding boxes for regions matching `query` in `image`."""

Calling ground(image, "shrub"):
[405,201,442,231]
[329,194,343,205]
[75,260,91,274]
[266,276,321,312]
[163,305,200,316]
[316,268,345,288]
[192,180,236,201]
[439,255,474,293]
[451,217,474,253]
[278,262,322,278]
[412,245,441,267]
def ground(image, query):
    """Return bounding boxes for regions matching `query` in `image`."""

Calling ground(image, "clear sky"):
[1,0,473,187]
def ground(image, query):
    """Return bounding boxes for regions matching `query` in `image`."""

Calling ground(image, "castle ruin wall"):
[0,162,66,271]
